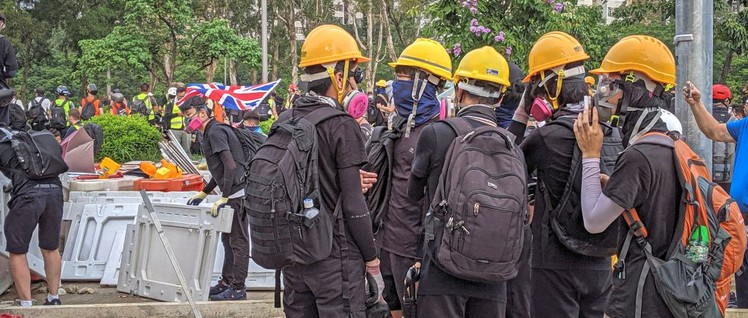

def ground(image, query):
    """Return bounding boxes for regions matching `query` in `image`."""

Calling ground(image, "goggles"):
[349,68,365,84]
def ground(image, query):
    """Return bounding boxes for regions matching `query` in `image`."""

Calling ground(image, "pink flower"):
[554,2,564,12]
[470,18,478,26]
[453,43,462,56]
[494,31,505,42]
[505,46,513,55]
[470,6,478,14]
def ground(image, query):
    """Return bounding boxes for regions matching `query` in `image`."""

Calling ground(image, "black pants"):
[220,198,249,289]
[418,294,507,318]
[282,250,366,318]
[381,249,417,311]
[531,268,611,318]
[506,226,532,318]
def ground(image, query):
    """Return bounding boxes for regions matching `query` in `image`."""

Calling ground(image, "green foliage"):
[87,114,162,163]
[190,19,262,68]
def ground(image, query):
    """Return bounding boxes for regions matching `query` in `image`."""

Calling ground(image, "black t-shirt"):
[380,122,427,259]
[521,118,611,270]
[0,139,61,200]
[603,143,680,318]
[201,120,246,196]
[410,106,507,301]
[370,94,388,127]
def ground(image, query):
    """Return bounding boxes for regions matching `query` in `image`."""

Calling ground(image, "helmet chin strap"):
[627,107,662,147]
[326,60,350,104]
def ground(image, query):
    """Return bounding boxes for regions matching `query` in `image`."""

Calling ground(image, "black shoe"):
[209,281,229,296]
[209,286,247,301]
[43,298,61,305]
[729,291,738,309]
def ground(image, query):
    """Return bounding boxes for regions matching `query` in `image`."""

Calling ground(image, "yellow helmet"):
[523,31,589,83]
[591,35,675,86]
[299,24,370,68]
[453,46,511,90]
[585,76,595,86]
[376,80,387,87]
[389,38,453,80]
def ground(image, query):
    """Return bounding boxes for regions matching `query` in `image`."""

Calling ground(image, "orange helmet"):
[523,31,589,83]
[591,35,675,87]
[299,24,369,68]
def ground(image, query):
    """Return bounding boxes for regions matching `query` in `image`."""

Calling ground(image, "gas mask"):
[593,75,625,127]
[342,89,369,119]
[528,65,586,122]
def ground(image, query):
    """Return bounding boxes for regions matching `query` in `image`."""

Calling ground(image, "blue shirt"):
[727,118,748,212]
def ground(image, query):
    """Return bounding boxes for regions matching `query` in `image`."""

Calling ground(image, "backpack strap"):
[301,106,347,126]
[442,117,473,137]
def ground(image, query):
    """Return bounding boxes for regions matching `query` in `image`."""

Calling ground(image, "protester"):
[574,35,680,318]
[278,24,381,317]
[712,84,736,191]
[585,76,596,96]
[49,86,72,130]
[163,85,190,154]
[733,103,746,120]
[27,87,50,130]
[517,31,613,318]
[409,46,523,318]
[685,80,748,309]
[368,80,389,127]
[370,38,452,318]
[79,84,101,120]
[241,109,264,135]
[28,87,50,114]
[109,93,129,116]
[494,62,525,129]
[63,108,83,139]
[0,13,18,87]
[181,96,249,301]
[285,83,301,110]
[0,96,67,307]
[131,83,159,123]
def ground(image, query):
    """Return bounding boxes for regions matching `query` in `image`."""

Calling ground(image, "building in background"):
[577,0,627,25]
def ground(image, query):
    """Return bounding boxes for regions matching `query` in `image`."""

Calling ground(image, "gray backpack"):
[423,117,527,283]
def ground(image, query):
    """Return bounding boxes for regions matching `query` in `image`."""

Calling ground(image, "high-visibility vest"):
[56,99,73,117]
[135,93,156,120]
[169,103,184,129]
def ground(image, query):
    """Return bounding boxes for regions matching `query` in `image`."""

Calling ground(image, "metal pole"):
[261,0,269,83]
[675,0,713,168]
[224,57,227,85]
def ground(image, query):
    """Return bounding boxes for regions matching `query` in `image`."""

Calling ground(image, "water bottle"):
[686,225,709,264]
[302,198,320,228]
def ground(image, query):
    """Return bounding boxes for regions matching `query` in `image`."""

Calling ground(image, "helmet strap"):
[405,71,428,138]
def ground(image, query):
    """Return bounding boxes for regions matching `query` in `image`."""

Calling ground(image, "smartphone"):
[584,96,593,125]
[684,83,693,98]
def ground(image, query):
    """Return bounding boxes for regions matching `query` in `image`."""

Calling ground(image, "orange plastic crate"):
[133,174,204,192]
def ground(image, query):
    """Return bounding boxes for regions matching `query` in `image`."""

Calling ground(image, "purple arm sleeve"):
[581,158,626,234]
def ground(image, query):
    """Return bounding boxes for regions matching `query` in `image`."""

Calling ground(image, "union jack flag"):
[176,80,281,111]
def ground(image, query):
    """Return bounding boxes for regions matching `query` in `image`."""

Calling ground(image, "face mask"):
[593,76,625,126]
[187,115,203,132]
[392,79,440,127]
[342,90,369,119]
[530,97,554,122]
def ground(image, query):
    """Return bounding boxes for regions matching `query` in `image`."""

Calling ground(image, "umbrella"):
[61,128,95,173]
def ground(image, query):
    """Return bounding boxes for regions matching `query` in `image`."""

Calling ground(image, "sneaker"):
[729,291,738,309]
[209,286,247,301]
[209,281,229,296]
[43,298,61,305]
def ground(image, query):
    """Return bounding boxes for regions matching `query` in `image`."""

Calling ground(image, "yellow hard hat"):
[299,24,370,68]
[453,46,511,90]
[523,31,590,83]
[376,80,387,87]
[389,38,453,80]
[590,35,675,86]
[585,76,595,86]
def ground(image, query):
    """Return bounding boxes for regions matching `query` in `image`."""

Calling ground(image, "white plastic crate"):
[211,241,277,290]
[117,203,233,302]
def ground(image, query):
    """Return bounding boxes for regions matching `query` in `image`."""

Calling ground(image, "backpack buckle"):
[285,212,304,224]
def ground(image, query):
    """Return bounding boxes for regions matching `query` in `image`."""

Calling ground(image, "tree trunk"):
[720,48,734,84]
[205,59,218,83]
[365,5,374,91]
[272,39,280,81]
[229,58,238,85]
[381,0,398,61]
[163,54,173,86]
[251,69,258,85]
[106,67,112,96]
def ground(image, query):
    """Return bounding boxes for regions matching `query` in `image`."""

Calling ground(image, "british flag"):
[176,80,281,111]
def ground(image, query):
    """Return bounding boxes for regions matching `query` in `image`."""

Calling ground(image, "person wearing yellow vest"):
[63,108,83,140]
[164,84,190,154]
[131,83,160,124]
[54,85,73,117]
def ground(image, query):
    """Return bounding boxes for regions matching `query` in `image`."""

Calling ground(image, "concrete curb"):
[730,310,748,318]
[0,299,284,318]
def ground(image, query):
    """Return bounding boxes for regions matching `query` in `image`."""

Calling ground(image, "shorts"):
[4,186,64,254]
[381,249,418,310]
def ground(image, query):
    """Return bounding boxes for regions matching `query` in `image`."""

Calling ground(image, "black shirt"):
[603,143,680,318]
[0,35,18,81]
[521,118,611,270]
[201,120,246,196]
[380,121,428,259]
[409,106,507,301]
[0,136,61,200]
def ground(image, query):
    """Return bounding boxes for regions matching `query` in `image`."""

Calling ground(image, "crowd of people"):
[5,8,748,318]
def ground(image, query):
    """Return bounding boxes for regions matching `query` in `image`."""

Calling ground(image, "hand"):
[600,174,610,188]
[682,81,702,106]
[573,106,604,159]
[211,197,229,217]
[527,203,535,225]
[365,259,385,303]
[377,103,395,114]
[360,170,378,194]
[187,192,208,206]
[512,100,530,125]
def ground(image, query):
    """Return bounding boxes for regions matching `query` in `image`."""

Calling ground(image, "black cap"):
[35,87,45,95]
[243,109,260,121]
[179,96,206,112]
[508,62,525,85]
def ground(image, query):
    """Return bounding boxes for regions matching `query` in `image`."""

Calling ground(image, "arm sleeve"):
[507,120,528,145]
[203,179,218,194]
[339,165,377,262]
[409,125,435,201]
[218,150,237,198]
[520,130,542,174]
[580,158,626,233]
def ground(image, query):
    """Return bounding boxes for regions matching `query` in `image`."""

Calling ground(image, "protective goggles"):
[593,75,625,126]
[349,68,365,84]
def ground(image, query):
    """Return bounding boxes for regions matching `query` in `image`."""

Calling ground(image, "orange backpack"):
[621,133,746,317]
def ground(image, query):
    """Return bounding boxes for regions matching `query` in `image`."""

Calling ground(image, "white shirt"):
[28,96,51,113]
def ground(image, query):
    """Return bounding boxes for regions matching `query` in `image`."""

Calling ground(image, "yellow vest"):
[135,93,156,120]
[55,99,72,117]
[169,103,184,129]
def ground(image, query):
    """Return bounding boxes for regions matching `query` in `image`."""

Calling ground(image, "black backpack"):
[228,124,266,179]
[9,103,27,131]
[256,102,271,121]
[82,123,103,155]
[423,118,527,283]
[81,98,96,120]
[535,118,619,258]
[246,107,348,269]
[363,115,407,234]
[50,103,68,130]
[131,96,150,117]
[27,98,48,125]
[0,128,69,179]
